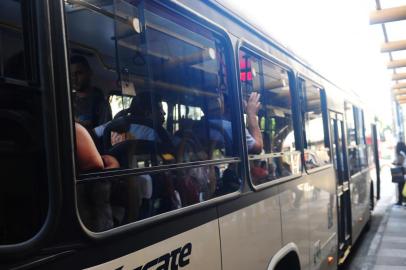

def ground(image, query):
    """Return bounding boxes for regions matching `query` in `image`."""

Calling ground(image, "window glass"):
[345,103,356,147]
[356,109,368,170]
[109,94,132,118]
[347,146,360,176]
[365,121,374,166]
[300,79,330,169]
[239,48,300,185]
[355,108,366,145]
[0,0,28,80]
[77,163,239,231]
[345,103,358,176]
[66,0,116,130]
[0,0,48,244]
[346,104,368,175]
[66,0,241,232]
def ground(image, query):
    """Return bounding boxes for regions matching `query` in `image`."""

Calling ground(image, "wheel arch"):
[267,242,301,270]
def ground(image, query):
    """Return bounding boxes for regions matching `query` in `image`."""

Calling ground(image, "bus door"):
[329,112,352,261]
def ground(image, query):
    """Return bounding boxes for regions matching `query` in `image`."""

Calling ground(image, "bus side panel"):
[305,168,338,270]
[218,190,282,270]
[279,177,310,269]
[80,220,222,270]
[350,171,371,244]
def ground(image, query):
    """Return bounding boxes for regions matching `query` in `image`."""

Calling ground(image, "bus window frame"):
[0,0,62,256]
[355,107,369,173]
[236,40,303,191]
[297,74,332,174]
[344,102,369,177]
[67,0,246,240]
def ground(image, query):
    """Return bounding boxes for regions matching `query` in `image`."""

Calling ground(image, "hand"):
[101,155,120,169]
[245,92,261,116]
[244,92,263,154]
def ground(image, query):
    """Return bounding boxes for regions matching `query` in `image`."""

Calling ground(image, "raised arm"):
[245,92,263,154]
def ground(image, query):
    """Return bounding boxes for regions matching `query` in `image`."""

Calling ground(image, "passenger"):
[200,92,263,155]
[94,92,173,153]
[70,55,112,129]
[250,160,269,184]
[126,92,172,146]
[393,141,406,206]
[75,122,119,231]
[93,92,177,219]
[243,92,264,154]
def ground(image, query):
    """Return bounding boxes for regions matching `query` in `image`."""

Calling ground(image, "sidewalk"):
[372,205,406,270]
[360,163,406,270]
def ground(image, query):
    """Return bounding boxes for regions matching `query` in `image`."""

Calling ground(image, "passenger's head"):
[70,55,92,93]
[206,93,225,116]
[396,141,406,155]
[129,92,165,125]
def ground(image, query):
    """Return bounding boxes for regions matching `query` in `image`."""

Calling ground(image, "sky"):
[220,0,394,123]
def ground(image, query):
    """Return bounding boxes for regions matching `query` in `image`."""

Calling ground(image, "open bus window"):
[239,49,300,185]
[0,0,48,245]
[65,0,241,232]
[299,79,330,170]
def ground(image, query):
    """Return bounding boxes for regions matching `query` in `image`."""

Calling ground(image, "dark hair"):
[70,55,91,71]
[129,92,161,116]
[396,141,406,155]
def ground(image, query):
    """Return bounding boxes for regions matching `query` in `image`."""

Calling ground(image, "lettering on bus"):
[114,243,192,270]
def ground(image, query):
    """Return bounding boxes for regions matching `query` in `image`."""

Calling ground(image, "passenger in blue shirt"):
[198,92,263,155]
[94,92,169,144]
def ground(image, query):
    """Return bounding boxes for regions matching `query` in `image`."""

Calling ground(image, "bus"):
[0,0,381,269]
